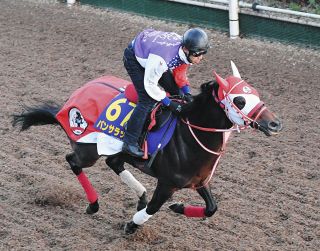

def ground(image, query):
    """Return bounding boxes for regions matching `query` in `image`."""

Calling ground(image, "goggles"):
[190,50,207,57]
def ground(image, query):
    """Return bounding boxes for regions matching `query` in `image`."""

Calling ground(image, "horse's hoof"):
[169,203,184,214]
[86,200,99,214]
[137,191,148,211]
[124,221,139,234]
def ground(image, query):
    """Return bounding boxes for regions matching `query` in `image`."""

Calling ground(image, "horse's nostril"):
[268,119,282,131]
[270,121,278,128]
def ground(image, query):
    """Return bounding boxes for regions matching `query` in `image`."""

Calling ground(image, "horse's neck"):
[161,90,229,185]
[153,86,231,185]
[179,84,232,154]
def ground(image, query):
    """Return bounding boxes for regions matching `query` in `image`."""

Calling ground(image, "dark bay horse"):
[12,62,282,234]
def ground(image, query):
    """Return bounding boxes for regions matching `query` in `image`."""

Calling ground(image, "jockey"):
[122,27,210,158]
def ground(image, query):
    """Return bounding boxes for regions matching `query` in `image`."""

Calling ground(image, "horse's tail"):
[12,103,61,131]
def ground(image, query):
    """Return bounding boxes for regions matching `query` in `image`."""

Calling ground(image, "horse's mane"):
[198,80,217,102]
[180,81,217,115]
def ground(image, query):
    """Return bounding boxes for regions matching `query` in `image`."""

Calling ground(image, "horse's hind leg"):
[105,156,147,211]
[66,143,100,214]
[169,185,217,218]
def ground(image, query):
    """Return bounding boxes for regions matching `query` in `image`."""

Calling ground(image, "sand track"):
[1,0,319,250]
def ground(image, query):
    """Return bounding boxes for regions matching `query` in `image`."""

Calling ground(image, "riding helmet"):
[182,28,210,53]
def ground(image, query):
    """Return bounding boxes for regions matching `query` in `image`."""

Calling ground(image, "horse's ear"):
[231,60,241,79]
[213,71,229,91]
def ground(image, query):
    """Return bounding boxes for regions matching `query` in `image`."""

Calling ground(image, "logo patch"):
[243,86,252,93]
[69,108,88,135]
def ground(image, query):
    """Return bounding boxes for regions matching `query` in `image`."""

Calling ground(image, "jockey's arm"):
[144,53,168,102]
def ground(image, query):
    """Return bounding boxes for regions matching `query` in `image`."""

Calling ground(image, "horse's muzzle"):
[252,116,283,136]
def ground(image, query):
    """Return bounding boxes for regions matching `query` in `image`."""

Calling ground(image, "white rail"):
[167,0,228,10]
[209,0,320,19]
[167,0,320,38]
[239,1,320,19]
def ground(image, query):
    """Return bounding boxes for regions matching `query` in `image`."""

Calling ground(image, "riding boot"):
[122,142,144,158]
[122,97,155,158]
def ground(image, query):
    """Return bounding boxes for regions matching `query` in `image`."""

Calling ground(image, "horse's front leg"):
[105,157,147,211]
[124,182,174,234]
[169,185,217,218]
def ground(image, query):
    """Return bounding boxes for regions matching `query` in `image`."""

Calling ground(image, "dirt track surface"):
[1,0,319,250]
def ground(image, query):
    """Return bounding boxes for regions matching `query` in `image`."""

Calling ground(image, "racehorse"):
[12,62,282,234]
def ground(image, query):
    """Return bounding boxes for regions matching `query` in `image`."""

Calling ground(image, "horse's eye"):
[233,96,246,110]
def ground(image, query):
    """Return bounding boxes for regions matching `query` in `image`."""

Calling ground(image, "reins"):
[181,117,233,189]
[181,118,249,134]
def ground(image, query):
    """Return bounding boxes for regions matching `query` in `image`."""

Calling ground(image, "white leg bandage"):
[119,170,146,198]
[133,207,152,225]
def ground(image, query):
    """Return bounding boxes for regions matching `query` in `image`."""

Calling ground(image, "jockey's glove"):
[161,97,184,115]
[168,101,183,115]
